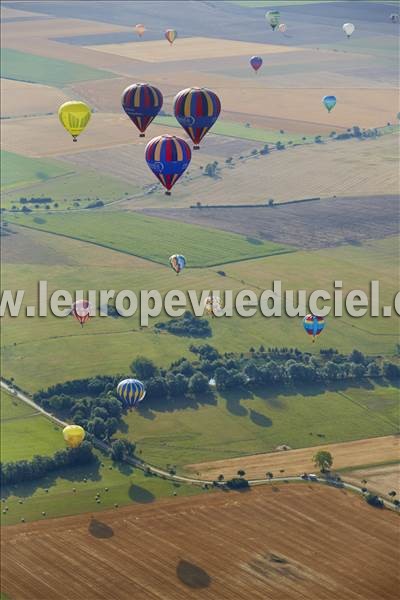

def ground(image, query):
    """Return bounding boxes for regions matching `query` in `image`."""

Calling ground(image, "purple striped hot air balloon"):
[145,135,191,195]
[173,87,221,149]
[121,83,163,137]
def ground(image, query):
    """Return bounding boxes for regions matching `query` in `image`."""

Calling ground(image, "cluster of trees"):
[203,161,219,177]
[86,200,104,209]
[155,311,211,338]
[20,197,53,204]
[1,442,97,485]
[334,125,382,141]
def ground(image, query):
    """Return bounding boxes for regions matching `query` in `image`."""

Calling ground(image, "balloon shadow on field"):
[176,560,211,589]
[89,518,114,539]
[128,484,155,504]
[221,390,251,417]
[249,410,272,428]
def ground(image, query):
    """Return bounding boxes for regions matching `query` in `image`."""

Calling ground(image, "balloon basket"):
[140,133,145,138]
[193,145,200,150]
[165,191,172,196]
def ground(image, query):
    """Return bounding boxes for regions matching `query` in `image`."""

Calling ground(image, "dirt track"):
[187,435,400,481]
[2,484,399,600]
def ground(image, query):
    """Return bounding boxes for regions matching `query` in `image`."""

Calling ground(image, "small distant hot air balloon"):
[117,379,146,409]
[278,23,287,33]
[303,314,325,342]
[71,299,92,327]
[135,23,145,37]
[250,56,263,73]
[121,83,163,137]
[145,135,191,195]
[204,295,222,317]
[173,87,221,149]
[342,23,355,38]
[169,254,186,274]
[322,95,337,113]
[266,10,280,31]
[58,101,91,142]
[165,29,177,44]
[63,425,85,448]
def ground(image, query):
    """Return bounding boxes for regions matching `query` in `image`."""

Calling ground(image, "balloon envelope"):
[121,83,163,136]
[266,10,280,30]
[173,87,221,148]
[169,254,186,273]
[205,295,222,316]
[117,379,146,408]
[278,23,287,33]
[63,425,85,448]
[322,95,336,112]
[165,29,177,44]
[303,314,325,341]
[135,23,145,37]
[342,22,355,37]
[58,101,91,141]
[71,299,92,327]
[145,135,191,194]
[250,56,263,72]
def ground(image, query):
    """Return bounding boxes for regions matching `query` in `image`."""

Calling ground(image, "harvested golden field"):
[0,79,70,118]
[2,484,399,600]
[1,6,45,19]
[118,133,399,208]
[187,435,400,481]
[3,16,132,41]
[86,37,299,63]
[346,464,400,499]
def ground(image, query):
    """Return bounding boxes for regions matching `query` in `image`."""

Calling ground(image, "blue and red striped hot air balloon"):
[173,87,221,150]
[121,83,163,137]
[303,314,325,342]
[250,56,263,73]
[145,135,191,195]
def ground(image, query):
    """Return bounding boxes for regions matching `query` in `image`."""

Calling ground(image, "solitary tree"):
[313,450,333,472]
[237,469,246,477]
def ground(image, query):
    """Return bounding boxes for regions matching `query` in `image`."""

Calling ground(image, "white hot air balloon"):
[342,23,355,38]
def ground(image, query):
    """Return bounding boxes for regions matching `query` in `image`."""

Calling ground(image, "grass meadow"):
[1,151,72,191]
[1,49,114,87]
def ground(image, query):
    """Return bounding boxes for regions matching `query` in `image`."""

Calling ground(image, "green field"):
[1,49,115,87]
[1,151,72,191]
[1,168,141,210]
[6,211,293,266]
[0,452,204,526]
[122,384,399,470]
[228,0,337,7]
[155,115,315,145]
[1,389,64,462]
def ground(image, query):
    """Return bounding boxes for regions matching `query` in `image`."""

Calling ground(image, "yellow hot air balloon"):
[63,425,85,448]
[58,101,91,142]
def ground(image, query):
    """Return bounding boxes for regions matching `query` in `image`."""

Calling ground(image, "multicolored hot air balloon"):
[165,29,177,44]
[204,295,222,317]
[342,23,355,38]
[58,101,91,142]
[266,10,280,31]
[63,425,85,448]
[145,135,191,195]
[117,379,146,409]
[303,314,325,342]
[173,87,221,149]
[169,254,186,274]
[135,23,145,37]
[121,83,163,137]
[278,23,287,33]
[322,95,337,113]
[71,299,92,327]
[250,56,263,73]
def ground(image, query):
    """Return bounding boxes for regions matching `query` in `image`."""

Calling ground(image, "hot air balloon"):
[204,295,222,317]
[71,299,92,327]
[169,254,186,274]
[250,56,263,73]
[165,29,177,44]
[58,101,91,142]
[173,87,221,149]
[135,23,145,37]
[63,425,85,448]
[303,314,325,342]
[121,83,163,137]
[278,23,287,33]
[266,10,280,31]
[145,135,191,195]
[322,95,336,113]
[342,23,355,38]
[117,378,146,409]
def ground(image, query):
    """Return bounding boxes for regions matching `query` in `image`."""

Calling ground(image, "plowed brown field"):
[1,485,398,600]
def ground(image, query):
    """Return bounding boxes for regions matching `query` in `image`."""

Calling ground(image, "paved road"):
[1,380,397,510]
